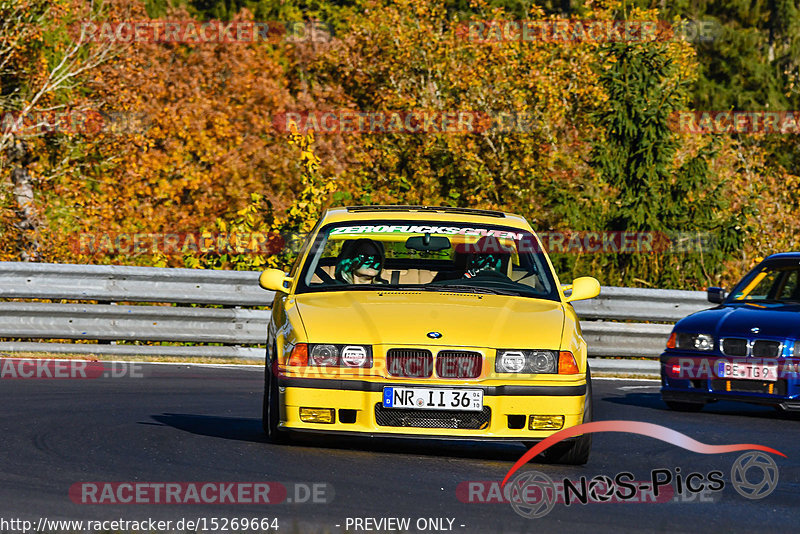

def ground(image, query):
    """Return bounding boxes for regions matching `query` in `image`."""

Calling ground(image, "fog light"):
[299,408,334,424]
[529,415,564,430]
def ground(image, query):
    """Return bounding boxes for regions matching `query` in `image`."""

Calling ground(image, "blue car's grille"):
[752,340,782,358]
[721,338,748,357]
[720,338,782,358]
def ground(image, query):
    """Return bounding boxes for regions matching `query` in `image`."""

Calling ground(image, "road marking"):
[127,361,262,370]
[0,357,262,370]
[618,385,660,390]
[593,376,659,382]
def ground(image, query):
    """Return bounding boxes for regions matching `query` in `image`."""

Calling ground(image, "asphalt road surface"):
[1,362,797,533]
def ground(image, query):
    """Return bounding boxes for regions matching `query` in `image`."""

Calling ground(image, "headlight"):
[307,344,372,367]
[676,333,714,351]
[496,350,557,374]
[341,345,369,367]
[497,351,526,373]
[530,352,555,373]
[310,344,339,366]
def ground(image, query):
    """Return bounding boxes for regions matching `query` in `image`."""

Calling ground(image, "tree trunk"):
[7,138,41,261]
[768,0,777,63]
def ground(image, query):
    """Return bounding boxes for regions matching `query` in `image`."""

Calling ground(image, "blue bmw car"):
[661,253,800,412]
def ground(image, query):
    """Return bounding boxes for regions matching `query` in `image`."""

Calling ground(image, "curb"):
[590,357,660,378]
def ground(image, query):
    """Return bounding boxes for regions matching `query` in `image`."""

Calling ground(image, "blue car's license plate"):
[717,362,778,381]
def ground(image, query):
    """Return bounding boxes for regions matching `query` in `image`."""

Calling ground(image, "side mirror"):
[707,286,727,304]
[564,276,601,302]
[259,268,292,292]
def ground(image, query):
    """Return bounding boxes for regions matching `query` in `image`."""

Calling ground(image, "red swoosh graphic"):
[501,420,786,487]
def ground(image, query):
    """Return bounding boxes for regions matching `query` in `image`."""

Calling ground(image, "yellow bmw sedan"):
[258,205,600,464]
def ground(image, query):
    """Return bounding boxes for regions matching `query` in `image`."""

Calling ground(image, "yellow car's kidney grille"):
[374,404,491,429]
[436,351,482,378]
[386,349,433,378]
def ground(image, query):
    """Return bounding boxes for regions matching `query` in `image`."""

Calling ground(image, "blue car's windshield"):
[728,259,800,304]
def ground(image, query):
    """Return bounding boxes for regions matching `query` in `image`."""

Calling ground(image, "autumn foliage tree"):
[0,0,118,261]
[0,0,797,290]
[308,0,605,217]
[184,128,335,271]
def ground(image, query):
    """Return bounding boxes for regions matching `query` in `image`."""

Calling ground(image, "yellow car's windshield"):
[295,220,559,300]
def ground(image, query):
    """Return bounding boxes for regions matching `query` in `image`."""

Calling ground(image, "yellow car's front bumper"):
[278,377,587,440]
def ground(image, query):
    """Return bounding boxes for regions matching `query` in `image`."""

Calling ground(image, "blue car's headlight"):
[675,333,715,351]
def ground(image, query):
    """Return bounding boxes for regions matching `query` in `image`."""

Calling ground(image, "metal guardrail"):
[0,342,265,359]
[0,262,274,306]
[572,287,710,362]
[0,261,711,364]
[588,357,660,376]
[571,286,708,323]
[580,321,675,358]
[0,302,267,343]
[0,262,273,360]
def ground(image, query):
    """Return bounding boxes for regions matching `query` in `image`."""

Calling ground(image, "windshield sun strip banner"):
[329,225,525,241]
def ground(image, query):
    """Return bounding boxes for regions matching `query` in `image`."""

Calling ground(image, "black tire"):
[775,405,800,419]
[263,346,288,444]
[536,367,593,465]
[664,399,705,412]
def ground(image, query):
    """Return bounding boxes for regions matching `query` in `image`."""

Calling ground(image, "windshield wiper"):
[384,283,495,294]
[427,284,523,296]
[313,283,525,296]
[312,284,384,292]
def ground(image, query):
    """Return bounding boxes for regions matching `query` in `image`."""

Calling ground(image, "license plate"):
[717,362,778,382]
[382,387,483,411]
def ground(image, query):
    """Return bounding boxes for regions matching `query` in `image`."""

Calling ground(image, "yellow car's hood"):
[293,290,565,348]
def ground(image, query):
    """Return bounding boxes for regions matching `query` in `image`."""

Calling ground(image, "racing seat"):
[431,252,470,283]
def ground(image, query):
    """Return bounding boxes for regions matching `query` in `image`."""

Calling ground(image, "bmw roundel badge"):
[427,331,443,339]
